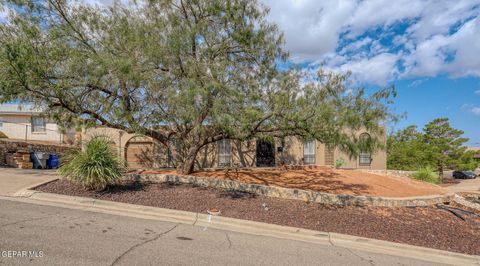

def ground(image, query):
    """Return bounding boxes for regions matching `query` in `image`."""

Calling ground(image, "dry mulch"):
[130,167,446,197]
[36,179,480,255]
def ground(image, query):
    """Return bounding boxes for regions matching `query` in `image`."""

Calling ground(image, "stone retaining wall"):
[127,173,453,207]
[0,139,74,166]
[357,169,457,179]
[356,169,415,178]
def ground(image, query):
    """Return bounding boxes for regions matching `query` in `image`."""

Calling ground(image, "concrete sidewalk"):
[0,168,58,196]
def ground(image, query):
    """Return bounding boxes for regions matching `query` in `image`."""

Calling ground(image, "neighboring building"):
[0,103,75,144]
[84,127,387,170]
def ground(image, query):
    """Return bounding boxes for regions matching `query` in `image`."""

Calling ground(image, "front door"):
[256,139,275,167]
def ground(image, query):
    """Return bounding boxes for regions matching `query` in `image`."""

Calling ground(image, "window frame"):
[218,139,232,167]
[303,140,316,165]
[359,152,371,166]
[358,133,372,166]
[31,116,46,133]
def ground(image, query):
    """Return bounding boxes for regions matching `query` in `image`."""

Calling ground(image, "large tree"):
[0,0,395,174]
[387,125,429,170]
[423,118,470,177]
[387,118,476,176]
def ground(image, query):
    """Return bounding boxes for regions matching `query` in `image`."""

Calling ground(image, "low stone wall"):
[127,173,453,207]
[358,169,456,179]
[356,169,415,178]
[0,139,74,166]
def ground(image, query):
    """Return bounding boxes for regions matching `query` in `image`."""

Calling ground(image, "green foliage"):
[59,136,125,190]
[455,150,478,171]
[335,158,345,169]
[423,118,469,176]
[387,125,430,170]
[388,118,474,176]
[0,131,7,138]
[411,167,440,184]
[0,0,396,174]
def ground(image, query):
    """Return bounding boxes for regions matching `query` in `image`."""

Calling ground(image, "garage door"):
[125,141,154,168]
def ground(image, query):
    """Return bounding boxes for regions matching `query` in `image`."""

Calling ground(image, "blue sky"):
[1,0,480,145]
[261,0,480,146]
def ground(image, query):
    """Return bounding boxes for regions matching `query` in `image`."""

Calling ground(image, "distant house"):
[0,103,75,144]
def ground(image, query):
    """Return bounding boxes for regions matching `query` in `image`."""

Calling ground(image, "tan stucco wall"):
[83,127,387,170]
[82,127,140,159]
[0,114,68,143]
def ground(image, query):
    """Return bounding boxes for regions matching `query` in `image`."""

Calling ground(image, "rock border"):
[127,173,453,207]
[452,193,480,213]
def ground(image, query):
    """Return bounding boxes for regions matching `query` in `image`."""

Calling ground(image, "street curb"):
[7,188,480,266]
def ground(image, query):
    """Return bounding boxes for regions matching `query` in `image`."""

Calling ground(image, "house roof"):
[0,103,43,115]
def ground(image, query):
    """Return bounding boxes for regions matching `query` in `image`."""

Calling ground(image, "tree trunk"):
[177,146,202,175]
[438,162,444,179]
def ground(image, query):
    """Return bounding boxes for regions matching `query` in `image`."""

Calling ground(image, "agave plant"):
[59,136,126,190]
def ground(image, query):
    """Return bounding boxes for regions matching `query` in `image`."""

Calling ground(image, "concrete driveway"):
[0,168,59,196]
[447,178,480,194]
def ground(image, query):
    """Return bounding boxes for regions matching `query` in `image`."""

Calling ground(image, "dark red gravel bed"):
[36,180,480,255]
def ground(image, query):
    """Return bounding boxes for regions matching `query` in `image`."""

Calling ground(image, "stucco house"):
[84,127,387,170]
[0,103,75,144]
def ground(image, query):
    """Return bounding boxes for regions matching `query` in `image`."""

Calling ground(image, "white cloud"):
[475,89,480,95]
[472,107,480,116]
[261,0,480,85]
[404,18,480,78]
[331,53,400,86]
[263,0,356,61]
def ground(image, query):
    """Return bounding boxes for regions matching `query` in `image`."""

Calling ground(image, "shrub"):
[59,136,125,190]
[0,131,7,138]
[411,167,440,184]
[335,158,345,169]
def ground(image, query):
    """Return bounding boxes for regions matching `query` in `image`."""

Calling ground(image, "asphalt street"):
[0,199,447,266]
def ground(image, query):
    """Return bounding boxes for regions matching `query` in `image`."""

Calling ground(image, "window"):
[303,140,315,165]
[31,117,46,133]
[359,133,372,166]
[359,152,371,165]
[218,139,231,167]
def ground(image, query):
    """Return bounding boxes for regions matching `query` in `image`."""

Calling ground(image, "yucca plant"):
[59,136,126,190]
[411,167,440,184]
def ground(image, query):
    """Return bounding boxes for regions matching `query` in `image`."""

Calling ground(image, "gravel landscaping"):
[36,179,480,255]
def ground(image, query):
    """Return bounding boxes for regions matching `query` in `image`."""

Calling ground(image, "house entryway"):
[256,139,275,167]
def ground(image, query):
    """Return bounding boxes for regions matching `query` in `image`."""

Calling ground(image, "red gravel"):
[36,179,480,255]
